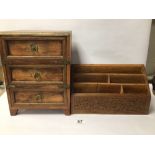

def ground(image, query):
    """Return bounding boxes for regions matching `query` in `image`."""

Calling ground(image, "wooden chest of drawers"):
[0,31,71,115]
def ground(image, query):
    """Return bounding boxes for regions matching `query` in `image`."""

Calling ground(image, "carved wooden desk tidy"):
[71,64,151,114]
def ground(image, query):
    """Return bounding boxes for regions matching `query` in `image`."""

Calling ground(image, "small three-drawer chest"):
[0,31,71,115]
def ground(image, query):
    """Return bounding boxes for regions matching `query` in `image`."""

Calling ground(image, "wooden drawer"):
[9,65,64,83]
[15,91,64,104]
[8,84,65,106]
[7,40,64,56]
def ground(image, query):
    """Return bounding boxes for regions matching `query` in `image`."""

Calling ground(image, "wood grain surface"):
[15,91,64,103]
[71,64,151,114]
[8,40,63,56]
[11,66,63,82]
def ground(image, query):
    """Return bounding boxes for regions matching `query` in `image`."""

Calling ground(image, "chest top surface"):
[0,31,71,37]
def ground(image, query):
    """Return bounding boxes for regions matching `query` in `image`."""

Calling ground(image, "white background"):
[0,19,151,64]
[0,0,155,155]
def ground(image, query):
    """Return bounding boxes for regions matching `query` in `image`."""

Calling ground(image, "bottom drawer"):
[15,91,64,104]
[6,84,70,115]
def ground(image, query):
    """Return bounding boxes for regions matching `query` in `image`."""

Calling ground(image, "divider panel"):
[72,65,144,74]
[73,73,108,83]
[110,74,146,84]
[73,83,121,93]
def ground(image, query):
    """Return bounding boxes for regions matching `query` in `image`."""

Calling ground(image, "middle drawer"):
[8,65,64,83]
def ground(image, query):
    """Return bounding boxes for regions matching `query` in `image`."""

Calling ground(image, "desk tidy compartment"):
[71,64,151,114]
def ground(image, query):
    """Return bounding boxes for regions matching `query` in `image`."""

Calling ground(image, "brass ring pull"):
[33,71,41,81]
[35,94,42,102]
[30,43,38,54]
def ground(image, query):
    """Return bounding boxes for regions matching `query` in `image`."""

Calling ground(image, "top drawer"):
[6,39,64,56]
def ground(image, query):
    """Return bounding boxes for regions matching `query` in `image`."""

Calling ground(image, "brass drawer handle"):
[33,71,41,81]
[30,43,38,54]
[35,94,42,102]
